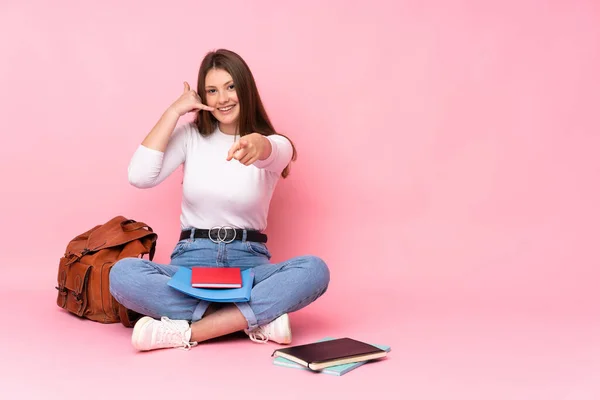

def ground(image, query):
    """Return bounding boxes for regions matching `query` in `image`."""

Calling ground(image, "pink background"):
[1,1,599,398]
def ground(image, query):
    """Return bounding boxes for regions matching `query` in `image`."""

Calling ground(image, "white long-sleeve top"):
[127,122,293,231]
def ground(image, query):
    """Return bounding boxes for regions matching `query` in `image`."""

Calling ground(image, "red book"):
[191,267,242,288]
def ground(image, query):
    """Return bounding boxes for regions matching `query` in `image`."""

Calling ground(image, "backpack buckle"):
[72,291,83,303]
[55,286,67,295]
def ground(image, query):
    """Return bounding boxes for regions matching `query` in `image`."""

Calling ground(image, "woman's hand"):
[227,133,272,166]
[169,81,215,117]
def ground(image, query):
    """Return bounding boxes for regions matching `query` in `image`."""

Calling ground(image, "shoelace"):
[248,327,270,344]
[157,317,195,350]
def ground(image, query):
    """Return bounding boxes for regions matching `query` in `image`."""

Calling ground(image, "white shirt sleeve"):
[253,134,293,174]
[127,122,190,188]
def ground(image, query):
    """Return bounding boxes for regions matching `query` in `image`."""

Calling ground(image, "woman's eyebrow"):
[205,80,234,89]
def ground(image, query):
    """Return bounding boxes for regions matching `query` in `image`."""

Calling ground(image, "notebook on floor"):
[272,337,391,376]
[167,267,254,302]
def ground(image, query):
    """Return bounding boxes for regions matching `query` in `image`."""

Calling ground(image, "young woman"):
[109,49,330,351]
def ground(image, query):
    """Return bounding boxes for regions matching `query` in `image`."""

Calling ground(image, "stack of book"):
[272,337,391,376]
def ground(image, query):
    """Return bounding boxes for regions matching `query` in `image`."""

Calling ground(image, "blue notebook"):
[272,337,391,376]
[167,267,254,302]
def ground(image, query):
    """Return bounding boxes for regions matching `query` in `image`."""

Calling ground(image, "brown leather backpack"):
[56,216,158,327]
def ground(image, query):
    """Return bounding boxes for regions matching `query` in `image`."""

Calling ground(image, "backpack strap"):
[120,219,156,260]
[118,304,143,328]
[118,304,133,327]
[148,240,156,261]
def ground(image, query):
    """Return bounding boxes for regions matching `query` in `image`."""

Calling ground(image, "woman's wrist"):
[259,135,272,160]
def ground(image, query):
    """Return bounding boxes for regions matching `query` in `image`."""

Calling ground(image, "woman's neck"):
[219,122,237,135]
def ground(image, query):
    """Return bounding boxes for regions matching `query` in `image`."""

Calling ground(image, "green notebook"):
[272,337,391,376]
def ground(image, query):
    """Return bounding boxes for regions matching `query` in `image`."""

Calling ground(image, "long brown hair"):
[194,49,297,178]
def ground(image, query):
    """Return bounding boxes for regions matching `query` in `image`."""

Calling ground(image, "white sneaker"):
[245,313,292,344]
[131,316,197,351]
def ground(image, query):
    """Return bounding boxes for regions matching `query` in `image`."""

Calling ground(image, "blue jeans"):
[109,232,330,330]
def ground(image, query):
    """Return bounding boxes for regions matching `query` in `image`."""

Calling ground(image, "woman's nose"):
[218,90,229,104]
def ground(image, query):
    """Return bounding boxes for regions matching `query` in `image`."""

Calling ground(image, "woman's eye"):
[207,89,216,94]
[228,84,235,90]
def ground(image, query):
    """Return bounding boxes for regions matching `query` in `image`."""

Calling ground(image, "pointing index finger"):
[227,141,241,161]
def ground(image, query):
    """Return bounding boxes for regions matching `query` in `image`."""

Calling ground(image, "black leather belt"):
[180,227,267,243]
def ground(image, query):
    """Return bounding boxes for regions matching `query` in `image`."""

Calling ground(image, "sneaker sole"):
[131,316,155,350]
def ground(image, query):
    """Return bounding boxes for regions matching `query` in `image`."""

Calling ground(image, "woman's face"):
[204,68,239,133]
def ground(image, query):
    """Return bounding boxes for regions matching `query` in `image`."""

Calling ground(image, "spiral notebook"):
[167,267,254,302]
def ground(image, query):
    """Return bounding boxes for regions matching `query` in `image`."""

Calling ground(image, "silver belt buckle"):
[208,226,236,244]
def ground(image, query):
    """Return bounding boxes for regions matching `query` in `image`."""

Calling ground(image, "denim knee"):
[109,257,140,296]
[302,255,330,290]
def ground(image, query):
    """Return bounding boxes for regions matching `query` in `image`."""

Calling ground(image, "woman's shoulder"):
[171,121,193,138]
[176,121,200,136]
[172,121,211,144]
